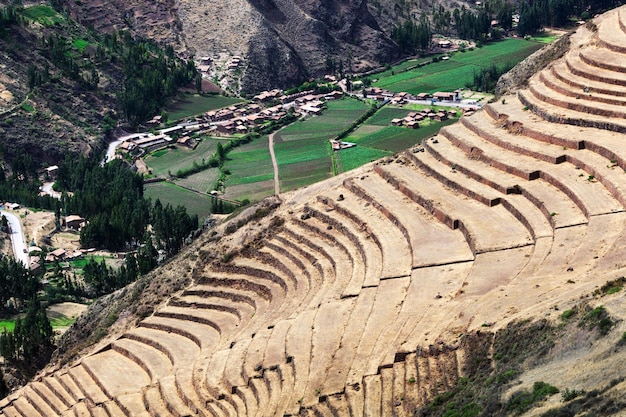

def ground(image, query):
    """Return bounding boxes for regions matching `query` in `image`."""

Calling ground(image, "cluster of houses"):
[391,108,457,129]
[364,87,463,105]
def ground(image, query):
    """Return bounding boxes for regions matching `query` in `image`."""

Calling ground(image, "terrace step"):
[222,337,254,390]
[363,374,382,417]
[111,337,173,382]
[346,381,365,417]
[324,287,377,396]
[578,46,626,76]
[402,353,420,415]
[263,368,283,415]
[0,405,22,417]
[380,367,394,417]
[263,236,331,313]
[11,397,41,417]
[158,375,194,417]
[155,304,240,339]
[169,293,253,324]
[322,190,412,279]
[233,384,258,417]
[327,393,351,417]
[263,319,292,369]
[306,204,377,292]
[242,327,273,383]
[249,376,270,416]
[289,216,364,298]
[303,299,354,405]
[22,385,59,416]
[346,174,474,267]
[42,376,75,411]
[441,121,623,217]
[531,68,626,117]
[598,9,626,53]
[552,56,626,97]
[115,392,151,417]
[123,325,200,368]
[520,81,626,133]
[175,368,208,416]
[143,385,173,416]
[30,380,68,415]
[57,373,86,404]
[284,309,317,416]
[71,401,90,417]
[565,51,626,88]
[139,314,220,351]
[422,126,585,229]
[68,365,109,406]
[416,137,552,239]
[272,360,296,416]
[542,63,626,106]
[82,349,150,400]
[348,277,411,384]
[376,159,534,253]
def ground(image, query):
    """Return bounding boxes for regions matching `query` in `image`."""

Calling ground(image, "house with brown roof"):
[64,215,85,230]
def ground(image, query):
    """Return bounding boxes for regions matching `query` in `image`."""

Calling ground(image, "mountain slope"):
[4,5,626,416]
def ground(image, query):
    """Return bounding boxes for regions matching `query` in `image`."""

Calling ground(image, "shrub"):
[561,388,585,402]
[506,381,559,415]
[560,309,576,320]
[579,305,614,336]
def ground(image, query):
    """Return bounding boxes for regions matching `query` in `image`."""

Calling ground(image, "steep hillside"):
[4,5,626,416]
[61,0,406,92]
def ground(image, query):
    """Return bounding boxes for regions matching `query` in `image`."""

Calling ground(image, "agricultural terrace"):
[373,39,543,94]
[336,104,461,172]
[19,5,64,26]
[143,181,214,219]
[221,135,275,202]
[143,138,220,177]
[274,98,370,191]
[167,94,243,121]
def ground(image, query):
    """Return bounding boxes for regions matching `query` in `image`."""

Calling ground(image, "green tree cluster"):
[0,257,39,310]
[392,15,432,53]
[0,300,54,368]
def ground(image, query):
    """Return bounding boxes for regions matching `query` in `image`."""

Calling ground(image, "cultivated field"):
[143,181,214,218]
[167,94,243,121]
[274,98,370,191]
[374,39,543,93]
[143,138,220,177]
[222,136,275,201]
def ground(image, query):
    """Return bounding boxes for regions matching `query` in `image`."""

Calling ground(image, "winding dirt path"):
[269,131,280,196]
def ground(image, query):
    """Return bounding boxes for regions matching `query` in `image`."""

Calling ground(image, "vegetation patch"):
[0,320,15,332]
[20,5,63,25]
[579,305,614,336]
[594,277,626,297]
[373,39,542,94]
[167,94,243,121]
[506,381,559,415]
[144,181,215,219]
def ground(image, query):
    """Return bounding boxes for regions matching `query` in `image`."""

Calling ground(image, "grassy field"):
[143,139,219,177]
[373,39,543,94]
[218,135,275,201]
[20,5,64,25]
[274,98,370,191]
[174,169,221,194]
[167,94,243,121]
[144,181,214,219]
[0,320,15,332]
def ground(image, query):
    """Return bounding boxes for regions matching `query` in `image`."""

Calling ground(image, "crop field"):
[174,169,221,193]
[336,146,392,173]
[20,5,64,25]
[0,320,15,332]
[373,39,543,94]
[274,98,370,191]
[167,94,243,121]
[143,139,220,177]
[368,56,438,81]
[144,181,213,219]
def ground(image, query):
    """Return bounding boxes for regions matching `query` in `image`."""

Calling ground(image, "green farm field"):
[167,94,243,121]
[144,181,214,219]
[373,39,543,94]
[143,139,220,177]
[174,169,221,194]
[274,98,370,192]
[221,135,275,202]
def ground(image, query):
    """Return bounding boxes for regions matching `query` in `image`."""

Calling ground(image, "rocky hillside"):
[60,0,416,93]
[0,4,120,168]
[5,5,626,416]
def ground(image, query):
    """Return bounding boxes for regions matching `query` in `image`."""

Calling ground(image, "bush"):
[579,305,614,336]
[506,381,559,415]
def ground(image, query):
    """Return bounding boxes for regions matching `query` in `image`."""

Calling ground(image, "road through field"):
[269,131,280,196]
